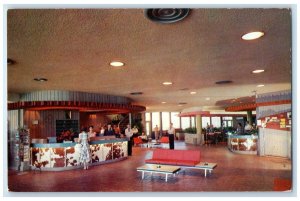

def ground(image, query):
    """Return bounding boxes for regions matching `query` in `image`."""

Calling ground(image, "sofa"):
[145,149,201,166]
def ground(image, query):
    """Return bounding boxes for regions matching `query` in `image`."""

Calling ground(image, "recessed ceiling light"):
[257,84,265,87]
[205,97,210,101]
[34,78,48,82]
[190,91,196,95]
[242,31,264,40]
[130,92,143,95]
[110,61,125,67]
[162,81,173,85]
[252,69,265,74]
[161,102,166,104]
[178,104,183,107]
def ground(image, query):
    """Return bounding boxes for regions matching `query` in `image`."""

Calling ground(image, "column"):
[196,114,202,145]
[129,113,132,126]
[246,111,253,125]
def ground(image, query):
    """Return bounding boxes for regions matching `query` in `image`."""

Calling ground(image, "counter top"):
[31,138,128,148]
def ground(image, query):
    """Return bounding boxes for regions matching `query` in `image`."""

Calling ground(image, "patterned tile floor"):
[7,142,292,193]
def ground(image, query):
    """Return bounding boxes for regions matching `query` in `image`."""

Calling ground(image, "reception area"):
[5,7,294,194]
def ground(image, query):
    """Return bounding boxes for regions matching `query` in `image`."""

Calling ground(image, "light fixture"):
[162,81,173,85]
[190,91,196,95]
[205,97,210,101]
[215,80,232,84]
[257,84,265,87]
[7,58,16,65]
[110,61,124,67]
[178,104,183,107]
[130,92,143,95]
[34,78,48,82]
[161,102,166,104]
[242,31,264,40]
[252,69,265,74]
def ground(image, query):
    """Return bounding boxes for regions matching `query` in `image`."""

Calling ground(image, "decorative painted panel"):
[113,141,128,159]
[50,147,65,167]
[66,147,80,166]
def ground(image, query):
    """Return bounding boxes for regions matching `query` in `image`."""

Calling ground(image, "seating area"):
[145,149,201,166]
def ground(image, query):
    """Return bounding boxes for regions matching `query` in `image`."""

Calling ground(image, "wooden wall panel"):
[80,113,111,133]
[20,90,131,104]
[23,110,80,139]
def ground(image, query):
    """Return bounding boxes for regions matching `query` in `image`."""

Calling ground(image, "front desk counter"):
[227,134,258,155]
[31,138,128,171]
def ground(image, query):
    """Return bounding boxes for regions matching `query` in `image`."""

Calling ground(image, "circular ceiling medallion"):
[145,8,190,24]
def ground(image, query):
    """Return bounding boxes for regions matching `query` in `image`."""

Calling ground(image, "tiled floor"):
[7,142,292,192]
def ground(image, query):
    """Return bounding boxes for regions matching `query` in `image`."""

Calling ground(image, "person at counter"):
[104,124,115,136]
[236,123,243,135]
[88,126,96,138]
[78,127,91,170]
[99,126,105,136]
[244,121,253,133]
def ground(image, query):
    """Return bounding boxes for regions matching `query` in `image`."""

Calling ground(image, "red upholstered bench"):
[145,149,200,167]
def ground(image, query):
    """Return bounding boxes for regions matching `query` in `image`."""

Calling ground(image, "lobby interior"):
[5,7,294,195]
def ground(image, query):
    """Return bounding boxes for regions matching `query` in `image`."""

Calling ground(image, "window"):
[145,112,151,121]
[222,116,233,127]
[151,112,160,130]
[191,116,196,127]
[202,117,211,128]
[211,116,221,128]
[181,117,190,129]
[162,112,170,130]
[171,112,180,129]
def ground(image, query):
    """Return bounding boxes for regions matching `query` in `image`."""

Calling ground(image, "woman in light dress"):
[78,128,91,170]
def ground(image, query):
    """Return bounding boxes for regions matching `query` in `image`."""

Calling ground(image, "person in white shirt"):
[125,124,133,156]
[168,123,175,149]
[244,121,253,132]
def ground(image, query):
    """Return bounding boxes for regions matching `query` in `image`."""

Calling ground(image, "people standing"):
[244,121,253,133]
[104,124,115,136]
[88,126,96,138]
[168,123,175,149]
[236,123,243,135]
[125,124,133,156]
[78,127,91,170]
[99,126,105,136]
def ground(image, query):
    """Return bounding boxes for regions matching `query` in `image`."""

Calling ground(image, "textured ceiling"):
[7,8,292,112]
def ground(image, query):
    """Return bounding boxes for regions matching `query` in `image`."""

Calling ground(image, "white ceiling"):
[7,8,292,112]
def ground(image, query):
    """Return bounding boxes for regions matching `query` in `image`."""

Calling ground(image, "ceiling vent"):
[215,80,233,85]
[145,8,190,24]
[130,92,143,95]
